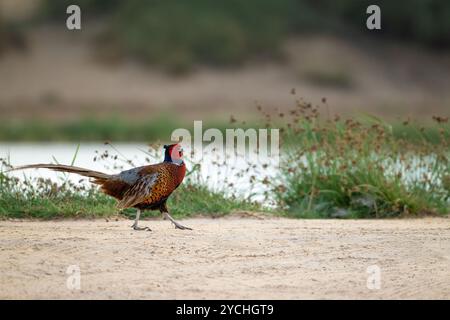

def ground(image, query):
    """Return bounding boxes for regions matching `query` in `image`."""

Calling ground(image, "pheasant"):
[9,143,191,231]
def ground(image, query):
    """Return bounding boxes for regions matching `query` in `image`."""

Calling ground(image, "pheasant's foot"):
[172,221,192,230]
[131,209,151,231]
[131,223,151,231]
[163,212,193,230]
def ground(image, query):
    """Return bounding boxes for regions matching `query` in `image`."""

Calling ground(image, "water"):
[0,143,277,202]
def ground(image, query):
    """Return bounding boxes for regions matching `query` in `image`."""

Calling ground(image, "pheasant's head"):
[163,143,184,165]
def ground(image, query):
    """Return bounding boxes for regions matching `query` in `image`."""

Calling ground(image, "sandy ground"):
[0,216,449,299]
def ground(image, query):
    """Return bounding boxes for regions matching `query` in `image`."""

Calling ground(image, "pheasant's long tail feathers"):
[7,164,111,183]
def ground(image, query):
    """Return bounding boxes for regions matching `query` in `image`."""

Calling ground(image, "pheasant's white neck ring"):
[167,159,184,166]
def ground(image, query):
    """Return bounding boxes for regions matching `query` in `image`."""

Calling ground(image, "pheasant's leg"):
[131,209,151,231]
[163,212,192,230]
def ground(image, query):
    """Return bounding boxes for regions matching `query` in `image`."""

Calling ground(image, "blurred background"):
[0,0,450,141]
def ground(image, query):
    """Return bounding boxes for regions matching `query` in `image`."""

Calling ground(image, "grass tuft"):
[263,99,450,218]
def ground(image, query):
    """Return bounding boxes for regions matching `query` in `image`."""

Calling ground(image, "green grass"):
[1,116,449,145]
[167,184,260,218]
[265,100,450,218]
[1,116,182,142]
[0,172,260,220]
[0,188,116,219]
[0,117,253,142]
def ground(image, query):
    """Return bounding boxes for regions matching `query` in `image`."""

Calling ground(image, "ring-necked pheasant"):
[9,143,191,231]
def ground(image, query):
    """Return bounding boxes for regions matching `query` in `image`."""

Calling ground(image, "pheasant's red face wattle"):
[170,144,183,160]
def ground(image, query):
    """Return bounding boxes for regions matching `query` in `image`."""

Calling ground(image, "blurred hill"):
[0,0,449,124]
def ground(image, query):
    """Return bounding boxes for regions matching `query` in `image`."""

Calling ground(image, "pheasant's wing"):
[116,173,159,209]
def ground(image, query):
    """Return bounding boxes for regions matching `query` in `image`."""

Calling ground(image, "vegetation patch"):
[263,98,450,218]
[1,115,449,145]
